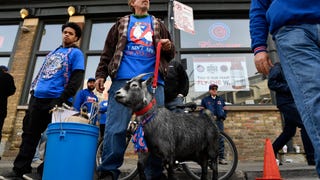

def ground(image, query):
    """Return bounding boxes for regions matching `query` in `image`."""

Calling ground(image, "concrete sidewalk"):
[0,158,318,180]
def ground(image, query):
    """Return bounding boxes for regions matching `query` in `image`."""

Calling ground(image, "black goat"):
[115,73,219,180]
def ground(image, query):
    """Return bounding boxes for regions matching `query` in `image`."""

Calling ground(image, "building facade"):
[0,0,303,161]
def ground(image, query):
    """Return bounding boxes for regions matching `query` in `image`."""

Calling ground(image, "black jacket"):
[164,60,189,103]
[0,71,16,98]
[268,62,294,107]
[0,71,16,110]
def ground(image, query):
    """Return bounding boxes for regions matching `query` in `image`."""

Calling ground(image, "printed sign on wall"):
[193,57,250,92]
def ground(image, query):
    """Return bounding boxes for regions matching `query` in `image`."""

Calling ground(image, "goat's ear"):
[142,75,153,88]
[146,76,153,86]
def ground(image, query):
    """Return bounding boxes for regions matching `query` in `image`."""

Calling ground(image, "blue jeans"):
[33,130,47,162]
[165,96,185,113]
[216,120,225,160]
[97,80,164,179]
[274,23,320,176]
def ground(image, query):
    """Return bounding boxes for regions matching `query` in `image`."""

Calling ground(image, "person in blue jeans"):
[94,0,175,179]
[250,0,320,176]
[268,62,315,165]
[201,84,228,165]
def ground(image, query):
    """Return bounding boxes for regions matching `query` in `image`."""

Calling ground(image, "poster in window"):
[173,1,195,34]
[193,57,250,92]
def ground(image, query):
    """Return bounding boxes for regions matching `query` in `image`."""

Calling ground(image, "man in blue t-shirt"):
[1,22,85,180]
[73,78,99,121]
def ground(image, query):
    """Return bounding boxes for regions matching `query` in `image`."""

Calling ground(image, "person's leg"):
[0,99,8,144]
[274,23,320,176]
[165,96,184,113]
[286,103,315,165]
[97,80,132,179]
[13,96,51,176]
[38,129,47,160]
[300,126,315,165]
[32,140,41,162]
[215,120,225,160]
[272,107,297,158]
[99,124,105,141]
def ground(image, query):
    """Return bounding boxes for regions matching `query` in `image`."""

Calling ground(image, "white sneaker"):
[23,173,41,180]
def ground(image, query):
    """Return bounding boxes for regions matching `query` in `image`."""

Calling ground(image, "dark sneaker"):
[0,171,23,180]
[22,173,41,180]
[98,171,114,180]
[219,159,228,165]
[307,159,315,166]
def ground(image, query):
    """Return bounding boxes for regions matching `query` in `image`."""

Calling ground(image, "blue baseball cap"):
[87,77,96,82]
[0,65,9,72]
[209,84,218,90]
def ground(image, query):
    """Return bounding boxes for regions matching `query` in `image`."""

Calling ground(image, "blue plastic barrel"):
[43,122,99,180]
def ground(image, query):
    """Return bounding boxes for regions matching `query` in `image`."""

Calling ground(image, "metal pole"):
[167,0,175,41]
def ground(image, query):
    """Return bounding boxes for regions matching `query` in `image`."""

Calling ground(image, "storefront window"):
[0,25,19,52]
[180,19,250,48]
[181,53,270,105]
[85,56,99,80]
[26,56,45,101]
[0,25,18,67]
[86,56,111,100]
[89,23,113,50]
[39,24,63,51]
[31,56,45,82]
[0,57,9,66]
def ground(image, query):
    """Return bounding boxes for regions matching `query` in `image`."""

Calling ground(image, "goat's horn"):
[132,72,153,81]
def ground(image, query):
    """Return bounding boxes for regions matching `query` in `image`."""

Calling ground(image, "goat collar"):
[134,98,156,116]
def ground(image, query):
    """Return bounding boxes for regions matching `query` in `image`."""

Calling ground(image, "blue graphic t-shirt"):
[33,47,85,98]
[116,15,164,84]
[73,89,99,112]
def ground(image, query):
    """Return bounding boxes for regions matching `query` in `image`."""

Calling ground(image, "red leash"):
[152,41,162,93]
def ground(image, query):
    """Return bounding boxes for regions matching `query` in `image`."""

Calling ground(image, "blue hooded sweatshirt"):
[249,0,320,50]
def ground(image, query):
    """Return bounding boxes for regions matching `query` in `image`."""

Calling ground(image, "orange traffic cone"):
[256,138,282,180]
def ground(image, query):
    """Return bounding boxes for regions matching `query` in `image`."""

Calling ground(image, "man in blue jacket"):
[201,84,227,165]
[250,1,320,176]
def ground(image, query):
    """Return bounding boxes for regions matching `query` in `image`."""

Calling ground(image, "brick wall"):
[225,108,303,162]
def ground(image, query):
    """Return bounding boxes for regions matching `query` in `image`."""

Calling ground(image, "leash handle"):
[152,42,162,91]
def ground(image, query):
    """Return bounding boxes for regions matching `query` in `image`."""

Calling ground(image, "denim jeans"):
[165,96,185,113]
[216,119,225,160]
[33,129,47,162]
[98,80,164,179]
[274,23,320,176]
